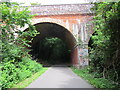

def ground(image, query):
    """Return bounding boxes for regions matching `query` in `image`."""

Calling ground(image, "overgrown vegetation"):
[72,67,117,88]
[12,68,48,88]
[89,1,120,88]
[0,2,43,89]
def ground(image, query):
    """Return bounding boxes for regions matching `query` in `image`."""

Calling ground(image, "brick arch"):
[28,21,79,66]
[32,21,77,49]
[20,18,70,32]
[32,18,69,30]
[31,18,77,44]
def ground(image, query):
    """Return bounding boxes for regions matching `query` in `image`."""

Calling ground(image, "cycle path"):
[26,66,94,88]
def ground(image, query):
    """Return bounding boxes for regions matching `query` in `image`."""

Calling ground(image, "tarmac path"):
[26,66,94,88]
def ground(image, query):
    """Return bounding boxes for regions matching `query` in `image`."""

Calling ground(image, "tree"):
[0,2,41,88]
[89,2,120,87]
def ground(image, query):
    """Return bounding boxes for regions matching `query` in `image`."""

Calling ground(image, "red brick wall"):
[71,47,79,66]
[32,14,93,67]
[33,14,93,33]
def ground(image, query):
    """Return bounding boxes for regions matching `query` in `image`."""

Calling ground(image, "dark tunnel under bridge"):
[25,22,79,67]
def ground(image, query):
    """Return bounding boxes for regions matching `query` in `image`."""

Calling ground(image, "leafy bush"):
[89,2,120,87]
[1,58,42,88]
[0,2,42,89]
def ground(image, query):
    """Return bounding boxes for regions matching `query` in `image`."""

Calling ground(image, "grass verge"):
[71,67,118,88]
[12,67,48,88]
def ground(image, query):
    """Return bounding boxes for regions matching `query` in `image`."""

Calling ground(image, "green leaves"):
[0,3,41,89]
[72,67,117,88]
[89,1,120,87]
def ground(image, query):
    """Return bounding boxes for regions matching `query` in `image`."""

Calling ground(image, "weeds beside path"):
[12,68,48,88]
[72,67,118,88]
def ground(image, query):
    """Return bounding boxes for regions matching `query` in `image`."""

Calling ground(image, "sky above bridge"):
[11,0,91,5]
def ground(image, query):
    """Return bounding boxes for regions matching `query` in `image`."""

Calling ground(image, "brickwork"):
[27,4,94,16]
[24,4,94,68]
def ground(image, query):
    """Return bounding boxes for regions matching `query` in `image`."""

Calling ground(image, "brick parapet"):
[25,4,94,16]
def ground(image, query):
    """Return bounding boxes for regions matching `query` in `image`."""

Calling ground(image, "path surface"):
[26,66,94,88]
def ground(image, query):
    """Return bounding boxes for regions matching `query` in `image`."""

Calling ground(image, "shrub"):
[0,2,41,89]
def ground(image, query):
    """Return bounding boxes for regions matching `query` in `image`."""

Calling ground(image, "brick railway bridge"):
[21,4,94,68]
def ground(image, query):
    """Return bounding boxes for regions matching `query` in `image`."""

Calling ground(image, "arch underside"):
[26,22,78,66]
[32,22,76,50]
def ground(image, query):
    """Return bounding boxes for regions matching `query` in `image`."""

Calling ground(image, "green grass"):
[71,67,117,88]
[11,68,48,88]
